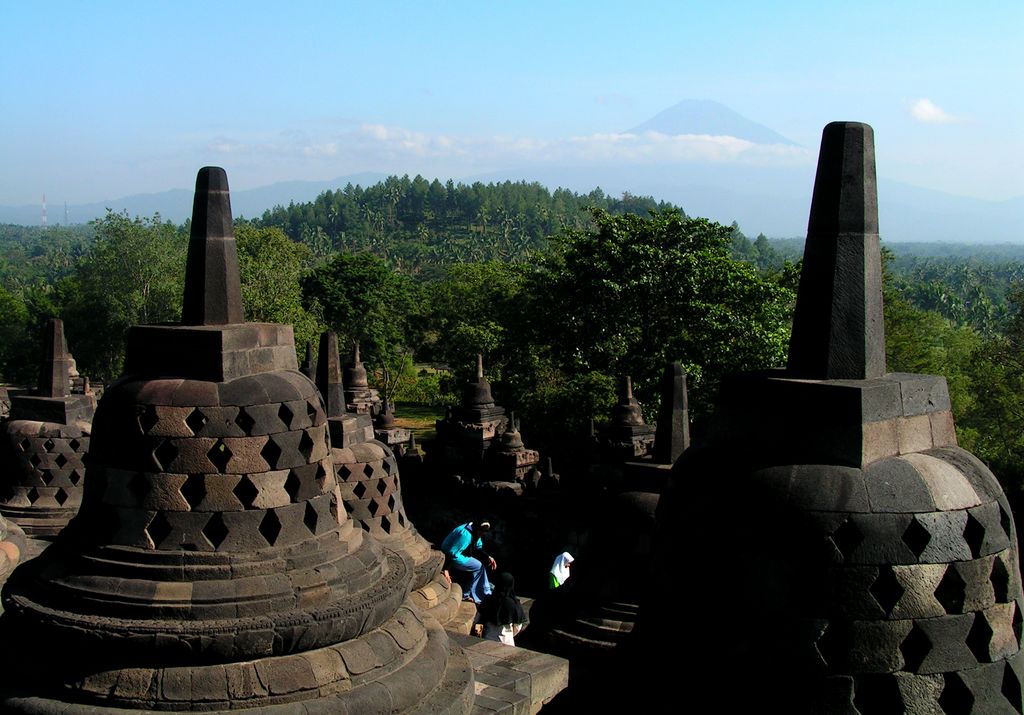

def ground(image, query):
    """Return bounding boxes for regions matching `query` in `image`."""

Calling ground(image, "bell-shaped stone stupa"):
[0,167,474,713]
[648,123,1024,712]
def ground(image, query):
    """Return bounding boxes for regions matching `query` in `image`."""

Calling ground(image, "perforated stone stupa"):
[318,331,467,629]
[0,167,475,713]
[434,354,509,479]
[0,318,93,537]
[649,123,1024,712]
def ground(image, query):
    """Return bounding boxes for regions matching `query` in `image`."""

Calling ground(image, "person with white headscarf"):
[548,551,574,589]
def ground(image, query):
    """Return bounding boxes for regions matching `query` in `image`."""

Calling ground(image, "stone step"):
[451,632,570,715]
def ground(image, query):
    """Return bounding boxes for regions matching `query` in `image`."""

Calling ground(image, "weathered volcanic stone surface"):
[0,167,476,714]
[641,123,1024,713]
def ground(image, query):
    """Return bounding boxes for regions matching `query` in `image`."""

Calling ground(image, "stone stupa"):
[0,318,94,539]
[318,330,469,630]
[646,122,1024,712]
[0,167,475,713]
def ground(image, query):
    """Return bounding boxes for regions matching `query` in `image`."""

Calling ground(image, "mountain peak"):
[628,99,799,146]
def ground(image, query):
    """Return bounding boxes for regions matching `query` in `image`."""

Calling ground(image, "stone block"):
[913,510,972,564]
[901,453,982,511]
[897,415,934,455]
[169,379,220,408]
[929,410,957,448]
[787,465,870,513]
[863,418,900,465]
[913,613,977,673]
[890,563,948,619]
[864,457,936,513]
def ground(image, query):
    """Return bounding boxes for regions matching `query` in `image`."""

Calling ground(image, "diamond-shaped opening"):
[375,478,388,496]
[259,510,282,546]
[298,431,314,460]
[360,521,370,532]
[343,500,354,514]
[28,453,41,467]
[278,404,294,429]
[233,476,259,508]
[815,621,850,670]
[337,464,353,482]
[352,481,368,499]
[939,672,974,715]
[26,487,40,504]
[54,452,68,468]
[992,556,1011,602]
[902,516,932,559]
[128,472,151,503]
[147,512,174,547]
[138,405,159,434]
[935,565,968,614]
[39,469,54,485]
[185,408,208,436]
[853,675,903,715]
[1014,603,1022,645]
[54,488,69,505]
[203,512,230,549]
[966,612,994,663]
[1003,661,1023,714]
[382,458,393,474]
[303,502,318,533]
[364,462,376,479]
[17,438,31,452]
[964,512,986,558]
[368,499,381,516]
[153,439,179,471]
[307,399,318,421]
[870,566,906,616]
[261,438,282,469]
[1000,504,1014,541]
[315,463,328,488]
[180,474,206,510]
[381,514,392,533]
[207,440,232,473]
[69,438,81,451]
[235,408,256,435]
[830,518,863,561]
[42,439,55,452]
[285,470,301,502]
[387,495,397,512]
[900,622,932,672]
[69,469,82,486]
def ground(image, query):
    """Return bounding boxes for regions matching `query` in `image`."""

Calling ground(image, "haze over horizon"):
[2,1,1021,214]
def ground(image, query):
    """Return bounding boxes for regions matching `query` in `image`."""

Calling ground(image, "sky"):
[1,1,1021,207]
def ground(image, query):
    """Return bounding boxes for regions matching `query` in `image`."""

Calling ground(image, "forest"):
[3,175,1024,504]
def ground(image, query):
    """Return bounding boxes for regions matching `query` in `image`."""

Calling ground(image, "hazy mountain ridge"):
[2,101,1019,242]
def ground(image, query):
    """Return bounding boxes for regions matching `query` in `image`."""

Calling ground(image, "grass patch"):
[394,403,445,442]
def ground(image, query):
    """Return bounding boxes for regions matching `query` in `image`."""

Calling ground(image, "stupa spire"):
[37,318,71,398]
[316,330,345,418]
[181,166,244,326]
[787,122,885,379]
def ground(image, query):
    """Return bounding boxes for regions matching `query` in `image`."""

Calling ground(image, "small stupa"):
[434,354,509,478]
[343,342,378,415]
[0,318,93,538]
[601,376,656,461]
[318,330,468,629]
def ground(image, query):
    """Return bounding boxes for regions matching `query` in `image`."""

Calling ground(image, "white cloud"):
[910,99,962,124]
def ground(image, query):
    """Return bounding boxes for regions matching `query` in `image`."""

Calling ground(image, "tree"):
[235,223,324,357]
[302,252,418,402]
[533,207,794,427]
[62,212,186,381]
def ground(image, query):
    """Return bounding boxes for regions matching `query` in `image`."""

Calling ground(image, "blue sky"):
[1,1,1021,205]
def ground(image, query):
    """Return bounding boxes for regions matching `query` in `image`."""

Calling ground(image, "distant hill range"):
[1,101,1020,242]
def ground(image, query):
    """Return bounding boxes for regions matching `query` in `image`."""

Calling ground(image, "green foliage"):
[62,212,186,381]
[235,223,325,357]
[302,251,419,401]
[259,176,675,275]
[532,207,794,424]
